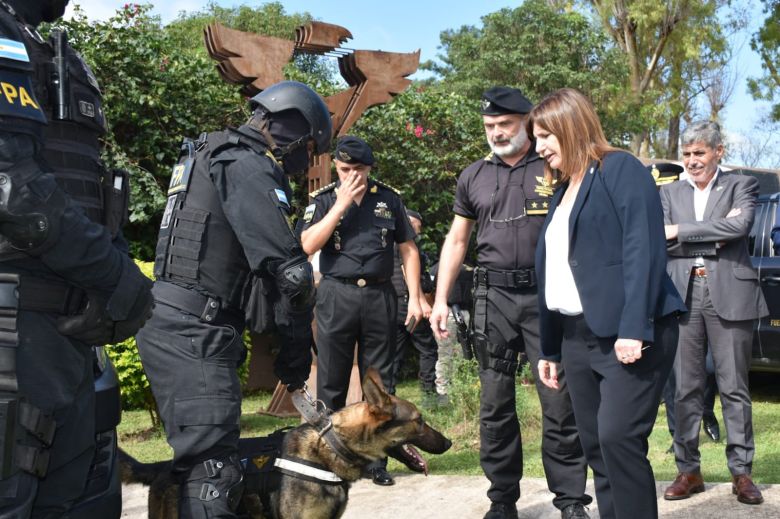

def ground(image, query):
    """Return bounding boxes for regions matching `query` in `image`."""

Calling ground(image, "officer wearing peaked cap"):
[650,162,684,187]
[429,87,592,519]
[301,135,422,486]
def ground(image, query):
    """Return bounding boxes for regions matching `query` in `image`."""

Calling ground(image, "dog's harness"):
[291,386,373,467]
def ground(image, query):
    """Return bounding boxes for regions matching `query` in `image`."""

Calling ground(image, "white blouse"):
[544,201,583,315]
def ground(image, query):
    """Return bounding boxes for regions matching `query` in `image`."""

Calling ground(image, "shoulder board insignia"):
[309,182,336,198]
[372,178,401,195]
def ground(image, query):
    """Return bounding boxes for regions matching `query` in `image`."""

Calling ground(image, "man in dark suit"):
[660,121,768,505]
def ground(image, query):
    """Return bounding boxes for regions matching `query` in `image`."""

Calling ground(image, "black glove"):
[57,288,154,345]
[275,335,313,391]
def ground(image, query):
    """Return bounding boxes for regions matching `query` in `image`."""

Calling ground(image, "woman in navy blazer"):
[530,89,685,519]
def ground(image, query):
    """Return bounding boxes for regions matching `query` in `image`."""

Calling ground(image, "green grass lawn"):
[118,373,780,483]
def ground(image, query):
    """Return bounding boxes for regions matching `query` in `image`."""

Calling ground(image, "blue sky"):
[67,1,770,157]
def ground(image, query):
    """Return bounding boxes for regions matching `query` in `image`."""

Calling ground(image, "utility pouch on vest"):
[102,168,129,239]
[243,275,276,336]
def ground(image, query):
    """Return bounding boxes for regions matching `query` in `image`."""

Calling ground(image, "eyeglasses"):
[487,161,529,226]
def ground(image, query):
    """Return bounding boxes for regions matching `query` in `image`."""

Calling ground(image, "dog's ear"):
[363,368,392,410]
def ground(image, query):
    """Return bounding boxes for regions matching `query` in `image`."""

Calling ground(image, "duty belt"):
[0,276,85,315]
[475,267,536,289]
[152,281,243,327]
[323,276,389,288]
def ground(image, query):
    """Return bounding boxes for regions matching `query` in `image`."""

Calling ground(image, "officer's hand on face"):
[57,289,154,346]
[334,171,365,211]
[430,301,450,340]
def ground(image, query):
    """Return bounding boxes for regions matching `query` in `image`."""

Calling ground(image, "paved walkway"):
[122,475,780,518]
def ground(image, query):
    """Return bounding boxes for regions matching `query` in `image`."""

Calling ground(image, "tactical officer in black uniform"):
[136,80,332,519]
[301,136,422,485]
[390,209,439,406]
[0,0,153,516]
[430,87,591,519]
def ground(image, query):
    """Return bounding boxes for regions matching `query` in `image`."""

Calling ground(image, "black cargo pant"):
[315,278,397,410]
[136,282,246,518]
[475,284,590,509]
[391,293,438,393]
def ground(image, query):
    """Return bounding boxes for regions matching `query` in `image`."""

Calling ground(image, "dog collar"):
[291,388,372,466]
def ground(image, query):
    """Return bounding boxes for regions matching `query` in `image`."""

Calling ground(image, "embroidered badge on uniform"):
[534,176,556,197]
[374,201,392,219]
[303,204,316,223]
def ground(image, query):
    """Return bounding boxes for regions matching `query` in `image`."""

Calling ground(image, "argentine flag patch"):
[0,38,29,62]
[274,189,289,207]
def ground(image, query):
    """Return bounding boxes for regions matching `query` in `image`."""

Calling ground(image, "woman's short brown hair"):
[528,88,617,183]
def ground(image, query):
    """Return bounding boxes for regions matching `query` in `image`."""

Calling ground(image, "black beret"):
[334,136,374,166]
[481,86,533,115]
[406,209,423,223]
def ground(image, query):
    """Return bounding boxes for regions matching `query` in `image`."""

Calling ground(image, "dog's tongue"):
[404,444,429,476]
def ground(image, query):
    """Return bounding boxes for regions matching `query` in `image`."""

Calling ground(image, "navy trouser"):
[560,313,677,519]
[315,278,397,410]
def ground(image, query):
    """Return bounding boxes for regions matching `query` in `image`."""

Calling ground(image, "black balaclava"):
[267,109,312,176]
[6,0,68,27]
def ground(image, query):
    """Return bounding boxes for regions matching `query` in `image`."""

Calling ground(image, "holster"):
[243,275,276,336]
[101,167,129,240]
[473,332,519,376]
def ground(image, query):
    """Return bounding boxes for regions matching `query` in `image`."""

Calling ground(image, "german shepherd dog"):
[120,368,452,518]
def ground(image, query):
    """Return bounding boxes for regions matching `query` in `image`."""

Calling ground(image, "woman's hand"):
[614,338,644,364]
[538,359,560,390]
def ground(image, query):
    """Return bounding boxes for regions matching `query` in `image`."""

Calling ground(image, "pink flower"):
[414,125,423,138]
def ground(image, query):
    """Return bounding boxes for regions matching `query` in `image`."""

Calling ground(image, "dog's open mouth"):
[388,443,429,475]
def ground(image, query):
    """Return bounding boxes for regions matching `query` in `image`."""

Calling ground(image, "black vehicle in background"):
[748,193,780,372]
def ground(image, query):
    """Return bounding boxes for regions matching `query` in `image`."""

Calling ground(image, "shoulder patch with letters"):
[0,69,46,123]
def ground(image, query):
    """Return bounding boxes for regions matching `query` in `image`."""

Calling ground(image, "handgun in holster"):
[450,303,474,360]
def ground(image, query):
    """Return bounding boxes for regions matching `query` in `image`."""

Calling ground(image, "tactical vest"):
[154,130,271,310]
[17,19,122,234]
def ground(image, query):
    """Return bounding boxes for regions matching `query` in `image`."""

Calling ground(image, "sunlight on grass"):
[118,373,780,484]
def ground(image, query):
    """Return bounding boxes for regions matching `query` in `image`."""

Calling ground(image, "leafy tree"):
[351,87,485,258]
[423,0,638,146]
[749,0,780,121]
[587,0,729,155]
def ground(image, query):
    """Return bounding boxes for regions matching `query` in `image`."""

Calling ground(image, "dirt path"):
[122,476,780,518]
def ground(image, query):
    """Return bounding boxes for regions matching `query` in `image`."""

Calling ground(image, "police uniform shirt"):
[453,148,550,270]
[303,178,416,279]
[209,133,303,274]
